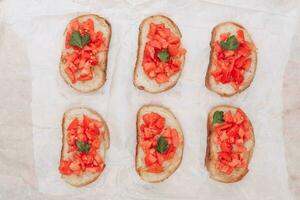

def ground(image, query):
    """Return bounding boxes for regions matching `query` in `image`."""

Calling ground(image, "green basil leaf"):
[213,111,224,124]
[220,41,229,50]
[76,141,91,153]
[69,31,83,48]
[69,31,90,48]
[220,35,239,50]
[155,136,169,154]
[157,49,170,62]
[81,33,90,47]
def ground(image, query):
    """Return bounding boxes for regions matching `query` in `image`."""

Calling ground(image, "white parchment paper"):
[3,0,299,199]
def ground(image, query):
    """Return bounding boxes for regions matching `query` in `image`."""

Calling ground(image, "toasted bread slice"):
[135,105,184,182]
[205,22,257,97]
[205,105,254,183]
[59,14,111,93]
[60,107,110,187]
[133,15,185,93]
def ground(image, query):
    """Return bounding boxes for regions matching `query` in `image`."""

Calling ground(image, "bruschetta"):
[205,105,255,183]
[59,14,111,92]
[205,22,257,97]
[133,15,186,93]
[59,107,110,186]
[136,105,184,182]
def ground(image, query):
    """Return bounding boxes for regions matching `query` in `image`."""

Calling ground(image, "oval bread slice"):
[205,22,257,97]
[135,105,184,182]
[59,14,111,93]
[60,107,110,186]
[205,105,255,183]
[133,15,185,93]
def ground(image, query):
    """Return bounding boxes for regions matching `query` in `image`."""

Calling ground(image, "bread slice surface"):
[205,105,254,183]
[205,22,257,97]
[133,15,185,93]
[60,14,111,93]
[60,107,110,186]
[136,105,184,182]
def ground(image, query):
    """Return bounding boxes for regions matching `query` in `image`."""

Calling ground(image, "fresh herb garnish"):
[69,31,90,48]
[76,141,91,153]
[157,49,170,62]
[213,111,224,124]
[155,135,169,154]
[220,35,239,50]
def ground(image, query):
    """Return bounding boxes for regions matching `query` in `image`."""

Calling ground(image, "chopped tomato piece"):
[220,32,231,41]
[162,128,171,138]
[149,23,157,36]
[92,138,101,149]
[83,115,91,128]
[158,28,170,39]
[155,117,165,129]
[237,30,245,42]
[155,73,169,84]
[147,164,164,173]
[220,142,232,152]
[143,62,156,73]
[77,133,87,142]
[156,152,164,165]
[149,40,162,49]
[171,129,179,147]
[69,160,81,171]
[215,123,232,132]
[168,36,180,44]
[83,19,94,33]
[162,145,176,160]
[168,44,179,57]
[145,153,157,166]
[219,131,228,141]
[243,58,252,70]
[59,160,72,175]
[224,111,234,123]
[65,68,76,84]
[70,20,80,32]
[67,118,79,130]
[141,140,152,151]
[235,109,245,124]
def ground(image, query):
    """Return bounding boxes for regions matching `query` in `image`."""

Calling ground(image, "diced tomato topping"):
[68,118,79,130]
[224,111,234,123]
[65,67,76,84]
[146,163,164,173]
[168,44,179,57]
[155,73,169,84]
[236,30,245,42]
[63,18,107,84]
[145,153,157,166]
[213,109,252,175]
[59,115,105,176]
[142,23,186,84]
[59,160,72,175]
[171,129,180,147]
[220,32,231,41]
[212,29,255,89]
[139,112,181,173]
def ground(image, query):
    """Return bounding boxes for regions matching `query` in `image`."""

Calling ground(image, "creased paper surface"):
[2,0,299,199]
